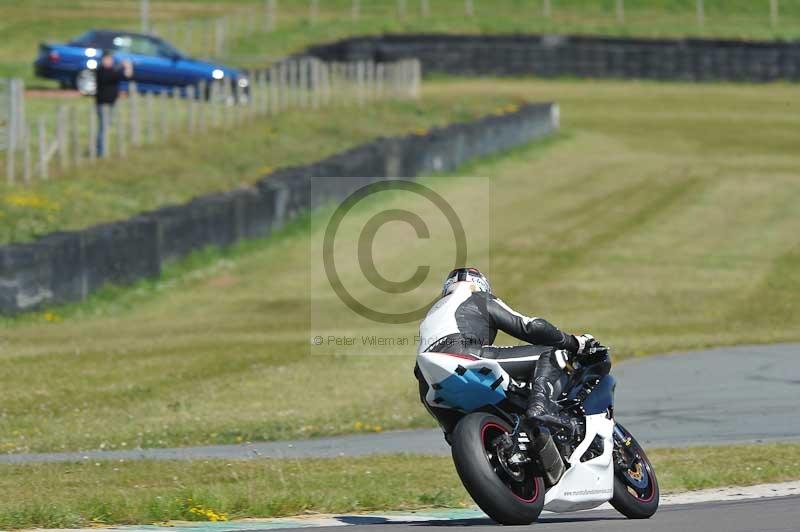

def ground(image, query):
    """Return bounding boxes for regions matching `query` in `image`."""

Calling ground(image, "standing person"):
[95,50,133,157]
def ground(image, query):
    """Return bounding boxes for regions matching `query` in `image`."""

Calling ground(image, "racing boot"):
[526,394,578,437]
[525,350,579,438]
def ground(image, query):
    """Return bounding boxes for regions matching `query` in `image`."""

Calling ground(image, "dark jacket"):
[95,66,126,105]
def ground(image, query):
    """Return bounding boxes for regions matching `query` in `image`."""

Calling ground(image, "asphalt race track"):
[2,343,798,463]
[258,497,800,532]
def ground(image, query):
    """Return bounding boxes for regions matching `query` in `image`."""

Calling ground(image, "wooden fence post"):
[267,68,276,115]
[5,79,17,185]
[215,18,225,57]
[309,0,319,25]
[160,89,169,140]
[313,60,322,109]
[543,0,551,18]
[421,0,430,17]
[56,104,67,172]
[69,105,79,166]
[411,59,421,99]
[247,8,257,37]
[357,61,366,106]
[145,91,154,144]
[184,20,194,55]
[187,85,196,133]
[616,0,624,24]
[129,81,141,146]
[290,60,299,108]
[266,0,277,31]
[259,70,268,115]
[376,63,385,99]
[38,115,48,179]
[198,81,208,131]
[465,0,474,17]
[22,123,31,185]
[366,60,376,101]
[304,59,312,108]
[101,104,111,159]
[771,0,779,28]
[352,0,361,20]
[321,61,331,106]
[116,102,126,158]
[88,104,97,161]
[278,62,287,111]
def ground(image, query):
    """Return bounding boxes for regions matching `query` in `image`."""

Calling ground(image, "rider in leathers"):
[415,267,603,434]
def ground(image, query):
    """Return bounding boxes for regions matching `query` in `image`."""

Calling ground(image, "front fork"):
[612,423,636,469]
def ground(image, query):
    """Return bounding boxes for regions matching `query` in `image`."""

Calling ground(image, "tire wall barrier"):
[306,34,800,82]
[0,103,557,315]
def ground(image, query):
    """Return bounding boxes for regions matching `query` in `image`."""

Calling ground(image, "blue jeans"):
[96,103,115,157]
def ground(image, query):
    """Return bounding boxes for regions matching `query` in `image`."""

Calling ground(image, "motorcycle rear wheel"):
[610,423,659,519]
[451,412,545,525]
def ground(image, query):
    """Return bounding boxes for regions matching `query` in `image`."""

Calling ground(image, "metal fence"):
[1,58,421,187]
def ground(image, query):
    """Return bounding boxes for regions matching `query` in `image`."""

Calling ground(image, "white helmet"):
[442,267,492,297]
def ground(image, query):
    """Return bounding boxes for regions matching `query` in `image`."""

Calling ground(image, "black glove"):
[573,334,607,363]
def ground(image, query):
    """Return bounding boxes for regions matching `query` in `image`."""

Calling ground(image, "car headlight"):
[212,69,224,80]
[86,59,98,70]
[237,77,249,88]
[85,48,97,58]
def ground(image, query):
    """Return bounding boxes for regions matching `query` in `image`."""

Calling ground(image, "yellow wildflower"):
[43,311,60,323]
[189,505,228,522]
[4,193,60,211]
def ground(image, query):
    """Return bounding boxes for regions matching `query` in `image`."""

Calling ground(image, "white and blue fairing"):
[417,351,512,412]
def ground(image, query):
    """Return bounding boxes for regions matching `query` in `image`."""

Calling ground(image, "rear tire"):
[451,412,545,525]
[610,423,659,519]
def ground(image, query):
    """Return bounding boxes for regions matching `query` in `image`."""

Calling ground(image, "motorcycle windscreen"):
[582,374,616,415]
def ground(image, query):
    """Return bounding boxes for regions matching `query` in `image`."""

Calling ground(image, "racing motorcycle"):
[415,345,658,525]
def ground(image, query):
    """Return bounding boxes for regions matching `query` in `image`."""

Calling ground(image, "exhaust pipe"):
[531,427,566,487]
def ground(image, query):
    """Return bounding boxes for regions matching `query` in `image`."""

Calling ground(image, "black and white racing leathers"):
[416,284,579,427]
[417,284,577,357]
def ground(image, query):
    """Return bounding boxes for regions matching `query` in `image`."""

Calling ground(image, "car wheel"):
[75,69,97,96]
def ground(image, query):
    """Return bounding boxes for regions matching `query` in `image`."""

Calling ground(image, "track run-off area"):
[2,343,798,464]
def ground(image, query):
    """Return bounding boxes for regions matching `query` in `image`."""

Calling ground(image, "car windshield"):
[68,30,115,49]
[69,31,183,58]
[114,34,182,58]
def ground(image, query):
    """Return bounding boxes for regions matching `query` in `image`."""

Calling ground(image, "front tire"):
[610,423,659,519]
[451,412,545,525]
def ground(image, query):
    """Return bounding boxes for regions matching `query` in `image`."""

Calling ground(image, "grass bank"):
[0,94,517,244]
[1,79,798,454]
[1,443,799,529]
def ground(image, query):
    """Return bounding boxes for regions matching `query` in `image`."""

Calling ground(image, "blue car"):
[34,29,248,97]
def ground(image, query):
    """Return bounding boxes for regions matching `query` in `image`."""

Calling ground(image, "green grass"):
[0,93,519,244]
[4,0,800,82]
[1,443,799,529]
[1,78,799,455]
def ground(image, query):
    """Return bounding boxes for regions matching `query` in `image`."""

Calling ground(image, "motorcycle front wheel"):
[610,422,660,519]
[451,412,545,525]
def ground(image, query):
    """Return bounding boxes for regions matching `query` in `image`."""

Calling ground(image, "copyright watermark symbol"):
[310,177,490,356]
